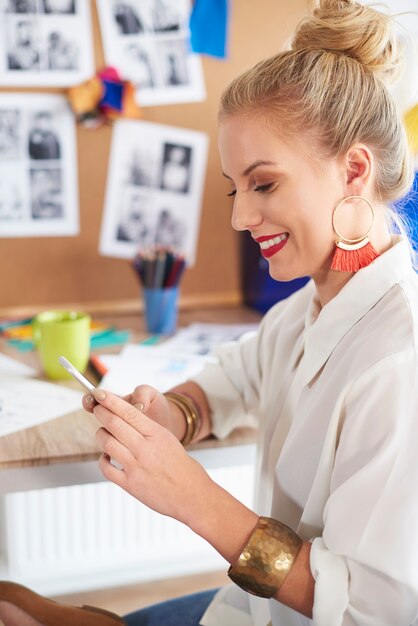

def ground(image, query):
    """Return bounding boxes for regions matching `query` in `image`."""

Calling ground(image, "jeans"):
[123,588,219,626]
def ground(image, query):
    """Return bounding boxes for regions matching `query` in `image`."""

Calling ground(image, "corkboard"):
[0,0,308,316]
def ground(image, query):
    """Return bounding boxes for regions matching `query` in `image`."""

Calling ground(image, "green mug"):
[33,310,90,380]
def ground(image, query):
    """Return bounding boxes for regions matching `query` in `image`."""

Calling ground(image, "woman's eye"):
[227,189,236,197]
[254,183,276,193]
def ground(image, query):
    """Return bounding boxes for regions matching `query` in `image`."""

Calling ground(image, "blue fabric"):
[100,79,124,111]
[394,170,418,256]
[123,588,219,626]
[189,0,229,58]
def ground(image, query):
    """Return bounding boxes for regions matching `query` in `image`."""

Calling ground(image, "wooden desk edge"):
[0,426,258,470]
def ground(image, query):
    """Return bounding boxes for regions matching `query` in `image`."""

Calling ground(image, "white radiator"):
[3,464,255,595]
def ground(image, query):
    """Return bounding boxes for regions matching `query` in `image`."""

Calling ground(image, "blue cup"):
[143,286,179,335]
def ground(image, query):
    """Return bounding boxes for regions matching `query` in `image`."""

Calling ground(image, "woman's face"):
[218,113,348,282]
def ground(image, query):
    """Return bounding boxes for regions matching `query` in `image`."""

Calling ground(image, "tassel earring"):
[331,195,380,273]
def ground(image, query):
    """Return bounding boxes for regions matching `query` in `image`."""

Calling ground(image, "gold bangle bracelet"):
[228,517,302,598]
[164,392,202,446]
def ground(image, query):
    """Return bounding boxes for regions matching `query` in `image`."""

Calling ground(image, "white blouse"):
[193,238,418,626]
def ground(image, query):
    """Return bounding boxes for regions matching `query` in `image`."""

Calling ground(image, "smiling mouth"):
[255,232,289,258]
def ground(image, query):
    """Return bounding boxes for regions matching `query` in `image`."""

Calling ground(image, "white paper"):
[0,352,37,376]
[96,354,121,372]
[156,323,259,357]
[0,92,79,238]
[99,119,208,266]
[0,375,83,437]
[96,0,205,107]
[100,344,207,396]
[0,0,94,87]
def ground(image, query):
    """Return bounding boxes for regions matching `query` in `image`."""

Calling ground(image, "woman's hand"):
[91,388,212,525]
[83,384,178,431]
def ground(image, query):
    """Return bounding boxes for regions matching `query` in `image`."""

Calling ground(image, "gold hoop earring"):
[330,195,380,273]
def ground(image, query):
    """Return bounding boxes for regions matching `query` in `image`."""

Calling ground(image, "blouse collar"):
[298,237,414,386]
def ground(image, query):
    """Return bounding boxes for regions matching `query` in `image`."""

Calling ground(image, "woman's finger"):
[93,403,149,454]
[95,426,136,468]
[92,388,155,435]
[93,389,155,438]
[82,392,97,412]
[121,394,144,412]
[124,384,157,412]
[98,453,128,488]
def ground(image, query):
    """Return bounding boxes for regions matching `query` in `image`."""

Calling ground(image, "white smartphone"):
[58,355,95,393]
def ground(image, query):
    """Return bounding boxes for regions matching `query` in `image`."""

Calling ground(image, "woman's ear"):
[345,144,373,194]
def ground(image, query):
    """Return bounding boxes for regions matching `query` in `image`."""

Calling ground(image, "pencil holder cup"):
[143,286,179,335]
[32,310,90,379]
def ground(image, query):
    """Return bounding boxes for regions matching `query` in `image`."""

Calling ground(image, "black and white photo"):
[97,0,205,106]
[116,191,155,245]
[7,19,40,71]
[5,0,37,14]
[151,0,182,32]
[158,38,189,86]
[126,147,158,187]
[0,170,23,221]
[46,30,79,70]
[99,120,208,264]
[113,1,145,35]
[0,2,93,86]
[154,208,186,249]
[41,0,76,14]
[124,41,155,89]
[30,168,63,219]
[160,142,192,193]
[0,93,78,238]
[0,109,20,159]
[28,111,61,160]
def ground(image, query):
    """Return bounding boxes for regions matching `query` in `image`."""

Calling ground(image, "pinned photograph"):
[30,168,63,219]
[0,109,20,160]
[151,0,182,32]
[96,0,205,106]
[0,164,24,222]
[113,1,145,35]
[46,29,79,71]
[28,110,61,159]
[0,93,78,237]
[160,143,192,194]
[0,1,93,86]
[40,0,76,14]
[5,0,37,14]
[123,40,155,89]
[100,120,208,265]
[6,18,40,71]
[116,190,156,246]
[157,38,189,87]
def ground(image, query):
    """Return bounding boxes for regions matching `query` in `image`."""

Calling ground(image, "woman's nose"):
[231,193,262,232]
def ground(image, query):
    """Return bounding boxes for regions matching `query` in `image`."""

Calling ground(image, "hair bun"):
[292,0,402,85]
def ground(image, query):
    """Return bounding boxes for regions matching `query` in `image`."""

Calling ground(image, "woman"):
[1,1,418,624]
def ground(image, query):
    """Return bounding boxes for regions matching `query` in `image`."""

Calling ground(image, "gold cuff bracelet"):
[228,516,303,598]
[164,391,202,446]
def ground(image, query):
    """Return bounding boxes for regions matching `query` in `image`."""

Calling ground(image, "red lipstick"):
[254,233,289,259]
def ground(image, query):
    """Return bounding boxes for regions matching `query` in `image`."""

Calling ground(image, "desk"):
[0,305,261,494]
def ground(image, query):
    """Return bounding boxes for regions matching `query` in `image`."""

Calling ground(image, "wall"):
[0,0,308,315]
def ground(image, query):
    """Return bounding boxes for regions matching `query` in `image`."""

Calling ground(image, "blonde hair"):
[219,0,414,207]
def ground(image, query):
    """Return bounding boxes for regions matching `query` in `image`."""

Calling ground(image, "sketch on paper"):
[99,120,208,265]
[0,375,82,438]
[0,93,78,237]
[0,0,94,86]
[96,0,205,106]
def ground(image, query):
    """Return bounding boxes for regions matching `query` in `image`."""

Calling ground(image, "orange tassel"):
[331,239,380,273]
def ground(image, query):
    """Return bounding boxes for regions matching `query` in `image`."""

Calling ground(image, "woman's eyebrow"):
[222,160,277,180]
